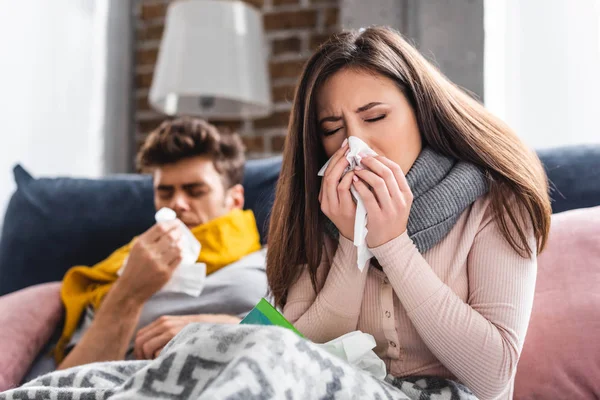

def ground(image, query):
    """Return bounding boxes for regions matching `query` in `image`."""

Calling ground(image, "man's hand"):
[117,220,184,305]
[134,314,241,360]
[59,221,185,370]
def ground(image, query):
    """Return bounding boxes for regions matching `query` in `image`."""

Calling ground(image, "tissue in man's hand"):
[318,137,377,270]
[154,208,201,267]
[119,207,205,297]
[314,331,387,380]
[154,207,204,296]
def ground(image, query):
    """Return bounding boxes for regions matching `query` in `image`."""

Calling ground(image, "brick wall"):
[134,0,340,158]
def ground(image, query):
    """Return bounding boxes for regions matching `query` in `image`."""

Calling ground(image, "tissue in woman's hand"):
[318,137,377,270]
[152,207,204,296]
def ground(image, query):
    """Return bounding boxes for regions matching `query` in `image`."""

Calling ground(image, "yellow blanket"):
[55,209,261,362]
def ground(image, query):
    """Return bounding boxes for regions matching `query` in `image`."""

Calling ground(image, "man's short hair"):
[137,117,246,188]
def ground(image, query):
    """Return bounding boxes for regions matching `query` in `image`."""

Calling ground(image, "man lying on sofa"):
[28,117,267,376]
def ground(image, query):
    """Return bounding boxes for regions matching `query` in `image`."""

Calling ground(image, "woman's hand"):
[319,139,356,241]
[352,154,413,248]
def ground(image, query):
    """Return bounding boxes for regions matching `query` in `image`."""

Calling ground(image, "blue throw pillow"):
[241,156,282,243]
[538,145,600,213]
[0,157,282,296]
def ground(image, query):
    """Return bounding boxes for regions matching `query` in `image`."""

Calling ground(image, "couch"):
[0,146,599,397]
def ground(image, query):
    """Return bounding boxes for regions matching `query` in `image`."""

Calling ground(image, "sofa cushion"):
[0,157,281,295]
[514,206,600,399]
[0,282,63,392]
[0,167,154,296]
[538,145,600,213]
[242,156,281,243]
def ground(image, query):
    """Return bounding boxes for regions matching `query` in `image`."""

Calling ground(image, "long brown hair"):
[267,27,551,308]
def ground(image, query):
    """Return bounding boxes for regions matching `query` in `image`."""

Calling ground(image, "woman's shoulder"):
[462,194,494,230]
[461,194,511,236]
[467,193,534,238]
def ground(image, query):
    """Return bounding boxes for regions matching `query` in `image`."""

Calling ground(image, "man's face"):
[153,156,244,229]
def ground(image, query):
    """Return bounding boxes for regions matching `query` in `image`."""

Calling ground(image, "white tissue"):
[315,331,387,380]
[318,137,377,270]
[118,207,205,297]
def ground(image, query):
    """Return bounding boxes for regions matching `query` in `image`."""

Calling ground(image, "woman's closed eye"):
[365,114,386,123]
[322,114,386,136]
[323,126,342,136]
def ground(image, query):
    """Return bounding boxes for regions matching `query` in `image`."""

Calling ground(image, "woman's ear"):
[225,184,245,210]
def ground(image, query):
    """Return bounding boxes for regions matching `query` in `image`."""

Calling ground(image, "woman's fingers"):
[337,171,356,214]
[375,156,412,198]
[353,168,393,210]
[358,156,403,201]
[352,176,380,214]
[322,139,349,177]
[324,143,350,208]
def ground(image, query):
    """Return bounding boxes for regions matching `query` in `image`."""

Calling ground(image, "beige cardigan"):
[284,195,536,400]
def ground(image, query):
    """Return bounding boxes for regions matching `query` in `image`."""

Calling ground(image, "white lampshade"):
[149,0,272,120]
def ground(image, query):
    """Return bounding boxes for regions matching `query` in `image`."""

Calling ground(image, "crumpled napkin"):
[318,137,378,270]
[118,207,206,297]
[315,331,387,380]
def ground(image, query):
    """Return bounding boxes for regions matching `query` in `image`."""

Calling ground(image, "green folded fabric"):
[240,298,304,338]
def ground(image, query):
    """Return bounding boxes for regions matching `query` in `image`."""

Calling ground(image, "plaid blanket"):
[1,324,476,399]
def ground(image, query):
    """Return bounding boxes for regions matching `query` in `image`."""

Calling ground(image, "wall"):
[484,0,600,149]
[341,0,485,100]
[0,0,133,228]
[134,0,341,158]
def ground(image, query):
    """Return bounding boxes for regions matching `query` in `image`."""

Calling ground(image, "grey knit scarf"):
[325,147,489,253]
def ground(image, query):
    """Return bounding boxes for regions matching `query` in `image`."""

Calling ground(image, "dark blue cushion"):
[241,156,282,242]
[0,157,282,296]
[538,145,600,213]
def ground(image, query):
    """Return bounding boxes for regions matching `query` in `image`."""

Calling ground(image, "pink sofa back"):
[515,206,600,399]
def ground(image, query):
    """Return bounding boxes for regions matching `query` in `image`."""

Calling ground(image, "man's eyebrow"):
[182,182,208,190]
[156,184,174,191]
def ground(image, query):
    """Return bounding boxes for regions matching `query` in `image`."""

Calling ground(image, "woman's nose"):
[346,123,371,148]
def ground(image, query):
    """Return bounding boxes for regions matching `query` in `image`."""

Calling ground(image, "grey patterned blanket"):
[1,324,477,399]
